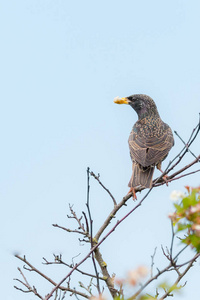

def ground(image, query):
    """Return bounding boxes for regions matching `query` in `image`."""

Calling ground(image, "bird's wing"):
[128,124,174,167]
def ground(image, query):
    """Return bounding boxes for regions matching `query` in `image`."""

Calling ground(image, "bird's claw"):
[162,175,169,186]
[128,187,137,201]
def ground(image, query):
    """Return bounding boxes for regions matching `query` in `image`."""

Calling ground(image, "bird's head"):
[114,94,159,119]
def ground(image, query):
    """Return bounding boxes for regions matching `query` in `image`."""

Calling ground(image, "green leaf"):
[183,191,198,208]
[177,223,191,232]
[174,203,184,214]
[190,234,200,252]
[114,296,124,300]
[139,295,157,300]
[182,197,191,209]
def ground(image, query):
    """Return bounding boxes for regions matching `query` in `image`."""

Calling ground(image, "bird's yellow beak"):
[113,96,129,104]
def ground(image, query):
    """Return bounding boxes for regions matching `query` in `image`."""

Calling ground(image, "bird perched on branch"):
[114,94,174,199]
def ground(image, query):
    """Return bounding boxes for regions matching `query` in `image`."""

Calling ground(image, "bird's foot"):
[128,187,137,200]
[157,166,169,186]
[162,175,169,186]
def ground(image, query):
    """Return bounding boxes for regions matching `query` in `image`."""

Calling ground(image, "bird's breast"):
[134,117,164,138]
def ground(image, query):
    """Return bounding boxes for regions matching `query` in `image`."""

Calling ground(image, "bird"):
[114,94,174,199]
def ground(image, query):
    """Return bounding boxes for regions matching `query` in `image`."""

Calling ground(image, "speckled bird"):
[114,94,174,198]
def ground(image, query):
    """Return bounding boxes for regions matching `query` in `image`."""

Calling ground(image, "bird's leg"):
[128,187,137,200]
[156,164,169,186]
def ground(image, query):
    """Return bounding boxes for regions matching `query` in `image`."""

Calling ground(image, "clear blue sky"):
[1,1,200,299]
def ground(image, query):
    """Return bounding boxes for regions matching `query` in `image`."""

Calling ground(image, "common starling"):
[114,94,174,198]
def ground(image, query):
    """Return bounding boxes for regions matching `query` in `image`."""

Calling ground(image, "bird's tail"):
[128,163,155,189]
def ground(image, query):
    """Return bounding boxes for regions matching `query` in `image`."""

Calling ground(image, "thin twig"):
[175,253,200,268]
[67,205,87,234]
[150,247,157,278]
[173,245,189,262]
[128,264,173,299]
[14,268,44,299]
[170,221,175,263]
[52,224,87,236]
[86,167,101,295]
[163,169,200,184]
[42,256,105,281]
[174,131,199,160]
[166,119,200,174]
[82,211,89,234]
[90,171,117,206]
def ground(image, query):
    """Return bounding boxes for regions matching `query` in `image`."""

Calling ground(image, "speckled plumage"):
[120,94,174,189]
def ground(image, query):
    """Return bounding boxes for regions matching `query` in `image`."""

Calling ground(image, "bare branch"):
[129,263,173,299]
[45,186,155,300]
[14,255,90,299]
[155,155,200,187]
[159,254,200,299]
[14,267,44,299]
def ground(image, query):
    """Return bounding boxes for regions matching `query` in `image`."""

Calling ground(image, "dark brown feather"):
[128,163,155,188]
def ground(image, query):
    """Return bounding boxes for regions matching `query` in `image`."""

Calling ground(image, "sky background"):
[1,1,200,299]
